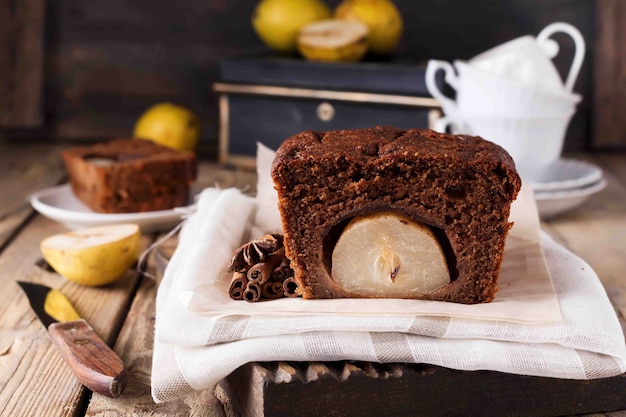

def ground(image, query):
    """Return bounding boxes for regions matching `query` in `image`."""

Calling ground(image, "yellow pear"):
[297,19,369,62]
[252,0,332,54]
[331,212,449,297]
[133,102,200,152]
[41,224,141,287]
[44,289,81,322]
[335,0,403,55]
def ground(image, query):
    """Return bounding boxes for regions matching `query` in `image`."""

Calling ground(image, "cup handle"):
[425,60,459,111]
[434,116,451,133]
[536,22,586,92]
[434,116,467,134]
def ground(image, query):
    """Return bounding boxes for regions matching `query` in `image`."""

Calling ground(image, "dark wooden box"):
[216,361,626,417]
[214,56,442,167]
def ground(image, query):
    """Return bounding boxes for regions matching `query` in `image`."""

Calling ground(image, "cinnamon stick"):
[272,258,293,282]
[283,277,300,298]
[228,234,300,301]
[247,250,285,285]
[247,262,273,285]
[243,282,262,303]
[228,272,248,300]
[262,281,285,300]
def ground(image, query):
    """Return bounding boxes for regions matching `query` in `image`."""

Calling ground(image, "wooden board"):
[0,214,148,416]
[0,143,146,416]
[83,268,227,417]
[593,0,626,149]
[0,143,67,247]
[0,0,45,127]
[217,362,626,417]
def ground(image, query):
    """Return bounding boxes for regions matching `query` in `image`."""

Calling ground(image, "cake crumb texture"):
[62,138,197,213]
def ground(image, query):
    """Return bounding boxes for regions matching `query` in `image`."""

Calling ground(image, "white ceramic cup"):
[468,21,586,93]
[455,60,581,114]
[426,60,581,117]
[425,22,586,117]
[435,110,575,182]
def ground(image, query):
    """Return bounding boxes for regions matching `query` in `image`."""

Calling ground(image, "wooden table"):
[0,142,624,417]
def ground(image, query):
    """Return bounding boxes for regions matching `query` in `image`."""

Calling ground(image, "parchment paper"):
[181,143,561,324]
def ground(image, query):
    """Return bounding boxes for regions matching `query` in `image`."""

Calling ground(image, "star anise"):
[229,233,284,272]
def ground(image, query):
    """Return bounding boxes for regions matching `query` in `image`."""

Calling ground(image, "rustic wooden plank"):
[83,161,255,416]
[0,0,45,127]
[0,213,148,417]
[0,147,240,416]
[0,143,68,212]
[0,144,75,417]
[37,0,263,146]
[83,269,226,417]
[218,362,626,417]
[593,153,626,182]
[592,0,626,149]
[0,143,68,249]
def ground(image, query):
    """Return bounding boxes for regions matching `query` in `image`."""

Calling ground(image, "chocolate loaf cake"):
[271,126,522,304]
[62,138,197,213]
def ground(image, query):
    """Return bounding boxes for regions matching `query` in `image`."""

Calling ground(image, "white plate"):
[529,158,603,193]
[30,184,195,233]
[535,177,607,219]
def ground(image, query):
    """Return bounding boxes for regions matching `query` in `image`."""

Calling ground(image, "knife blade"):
[17,281,127,397]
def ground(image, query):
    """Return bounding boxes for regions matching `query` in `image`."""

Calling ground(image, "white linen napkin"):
[151,144,626,403]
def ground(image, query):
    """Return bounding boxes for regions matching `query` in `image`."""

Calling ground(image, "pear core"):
[331,212,450,297]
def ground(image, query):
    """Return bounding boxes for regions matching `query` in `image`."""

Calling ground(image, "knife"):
[17,281,127,397]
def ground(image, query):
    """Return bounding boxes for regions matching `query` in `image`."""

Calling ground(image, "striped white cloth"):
[151,147,626,403]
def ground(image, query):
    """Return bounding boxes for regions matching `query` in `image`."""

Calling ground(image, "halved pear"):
[334,0,403,55]
[331,212,450,297]
[41,223,141,286]
[297,19,369,62]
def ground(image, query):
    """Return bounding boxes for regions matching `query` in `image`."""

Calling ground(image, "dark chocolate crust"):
[62,138,197,213]
[271,126,522,304]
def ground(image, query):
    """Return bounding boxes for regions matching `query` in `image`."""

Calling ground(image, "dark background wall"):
[3,0,597,157]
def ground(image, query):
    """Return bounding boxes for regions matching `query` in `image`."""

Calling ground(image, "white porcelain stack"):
[425,22,606,218]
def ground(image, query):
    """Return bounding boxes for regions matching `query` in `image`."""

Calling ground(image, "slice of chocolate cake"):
[271,126,521,304]
[62,138,197,213]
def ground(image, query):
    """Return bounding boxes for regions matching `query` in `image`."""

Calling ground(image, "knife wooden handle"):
[48,319,127,397]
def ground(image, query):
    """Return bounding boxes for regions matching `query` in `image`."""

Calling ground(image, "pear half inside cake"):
[331,211,450,297]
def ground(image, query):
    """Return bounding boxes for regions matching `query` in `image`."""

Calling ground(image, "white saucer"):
[529,158,603,193]
[30,184,196,233]
[535,178,607,219]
